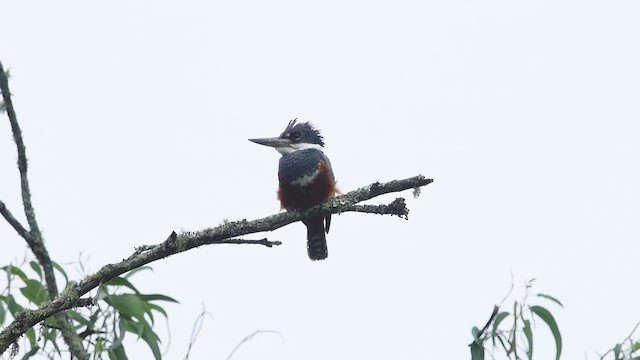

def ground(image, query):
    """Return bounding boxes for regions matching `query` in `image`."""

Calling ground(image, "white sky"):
[1,0,639,359]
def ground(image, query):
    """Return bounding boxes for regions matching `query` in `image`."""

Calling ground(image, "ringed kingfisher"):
[249,119,338,261]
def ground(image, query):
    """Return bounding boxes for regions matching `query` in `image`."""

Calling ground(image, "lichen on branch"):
[0,175,432,353]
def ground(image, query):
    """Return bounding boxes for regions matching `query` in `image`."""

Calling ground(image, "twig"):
[219,238,282,247]
[0,200,29,240]
[0,175,432,353]
[0,63,39,240]
[226,330,284,360]
[478,305,500,339]
[341,198,409,218]
[183,306,212,360]
[0,61,57,295]
[599,321,640,359]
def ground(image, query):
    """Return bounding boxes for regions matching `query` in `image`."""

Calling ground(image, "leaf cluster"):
[0,261,176,359]
[469,279,563,360]
[600,322,640,360]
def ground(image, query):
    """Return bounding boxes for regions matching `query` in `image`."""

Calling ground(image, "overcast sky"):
[2,0,640,359]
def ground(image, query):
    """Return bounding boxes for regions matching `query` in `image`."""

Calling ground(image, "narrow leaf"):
[6,294,25,315]
[20,346,39,360]
[66,310,91,327]
[20,279,48,305]
[106,294,149,323]
[124,266,154,279]
[108,345,128,360]
[470,342,485,360]
[146,303,168,318]
[614,343,621,360]
[28,261,42,280]
[51,261,69,284]
[471,326,481,343]
[0,300,6,324]
[140,322,162,360]
[491,311,510,346]
[139,294,179,303]
[106,277,141,294]
[108,317,128,350]
[536,293,564,308]
[530,305,562,360]
[523,319,533,359]
[26,328,36,347]
[2,265,29,282]
[125,318,147,338]
[511,301,518,354]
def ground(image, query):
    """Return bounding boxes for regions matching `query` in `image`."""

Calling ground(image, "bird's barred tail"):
[304,217,328,261]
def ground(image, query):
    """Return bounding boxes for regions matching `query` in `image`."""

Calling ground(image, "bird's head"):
[249,119,325,155]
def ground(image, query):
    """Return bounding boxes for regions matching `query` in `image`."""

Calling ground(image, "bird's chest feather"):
[277,150,336,210]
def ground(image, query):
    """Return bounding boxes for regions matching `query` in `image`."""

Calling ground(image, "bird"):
[249,119,338,260]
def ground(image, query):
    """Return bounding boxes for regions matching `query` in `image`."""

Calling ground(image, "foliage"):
[599,322,640,360]
[0,260,177,359]
[469,279,563,360]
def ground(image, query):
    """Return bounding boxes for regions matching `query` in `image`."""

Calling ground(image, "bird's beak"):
[248,137,291,148]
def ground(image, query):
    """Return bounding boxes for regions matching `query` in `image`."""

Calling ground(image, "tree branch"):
[0,62,58,297]
[0,175,432,353]
[0,200,29,240]
[1,61,89,360]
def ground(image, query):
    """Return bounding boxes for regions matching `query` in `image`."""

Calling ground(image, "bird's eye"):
[290,131,301,141]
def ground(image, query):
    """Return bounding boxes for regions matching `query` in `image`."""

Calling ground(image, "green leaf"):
[124,317,163,360]
[614,343,621,360]
[523,319,533,359]
[95,337,104,352]
[471,326,481,343]
[51,261,69,284]
[106,277,141,294]
[108,344,129,360]
[491,312,510,346]
[530,305,562,360]
[29,261,42,280]
[106,294,149,323]
[6,294,25,315]
[470,341,485,360]
[20,279,48,305]
[536,293,564,308]
[20,345,39,360]
[146,303,168,318]
[145,328,162,359]
[0,299,6,324]
[125,317,147,338]
[109,317,128,350]
[123,266,153,279]
[632,341,640,353]
[139,322,162,360]
[25,328,36,347]
[613,344,622,360]
[2,265,29,283]
[139,294,179,304]
[40,325,60,354]
[66,309,91,327]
